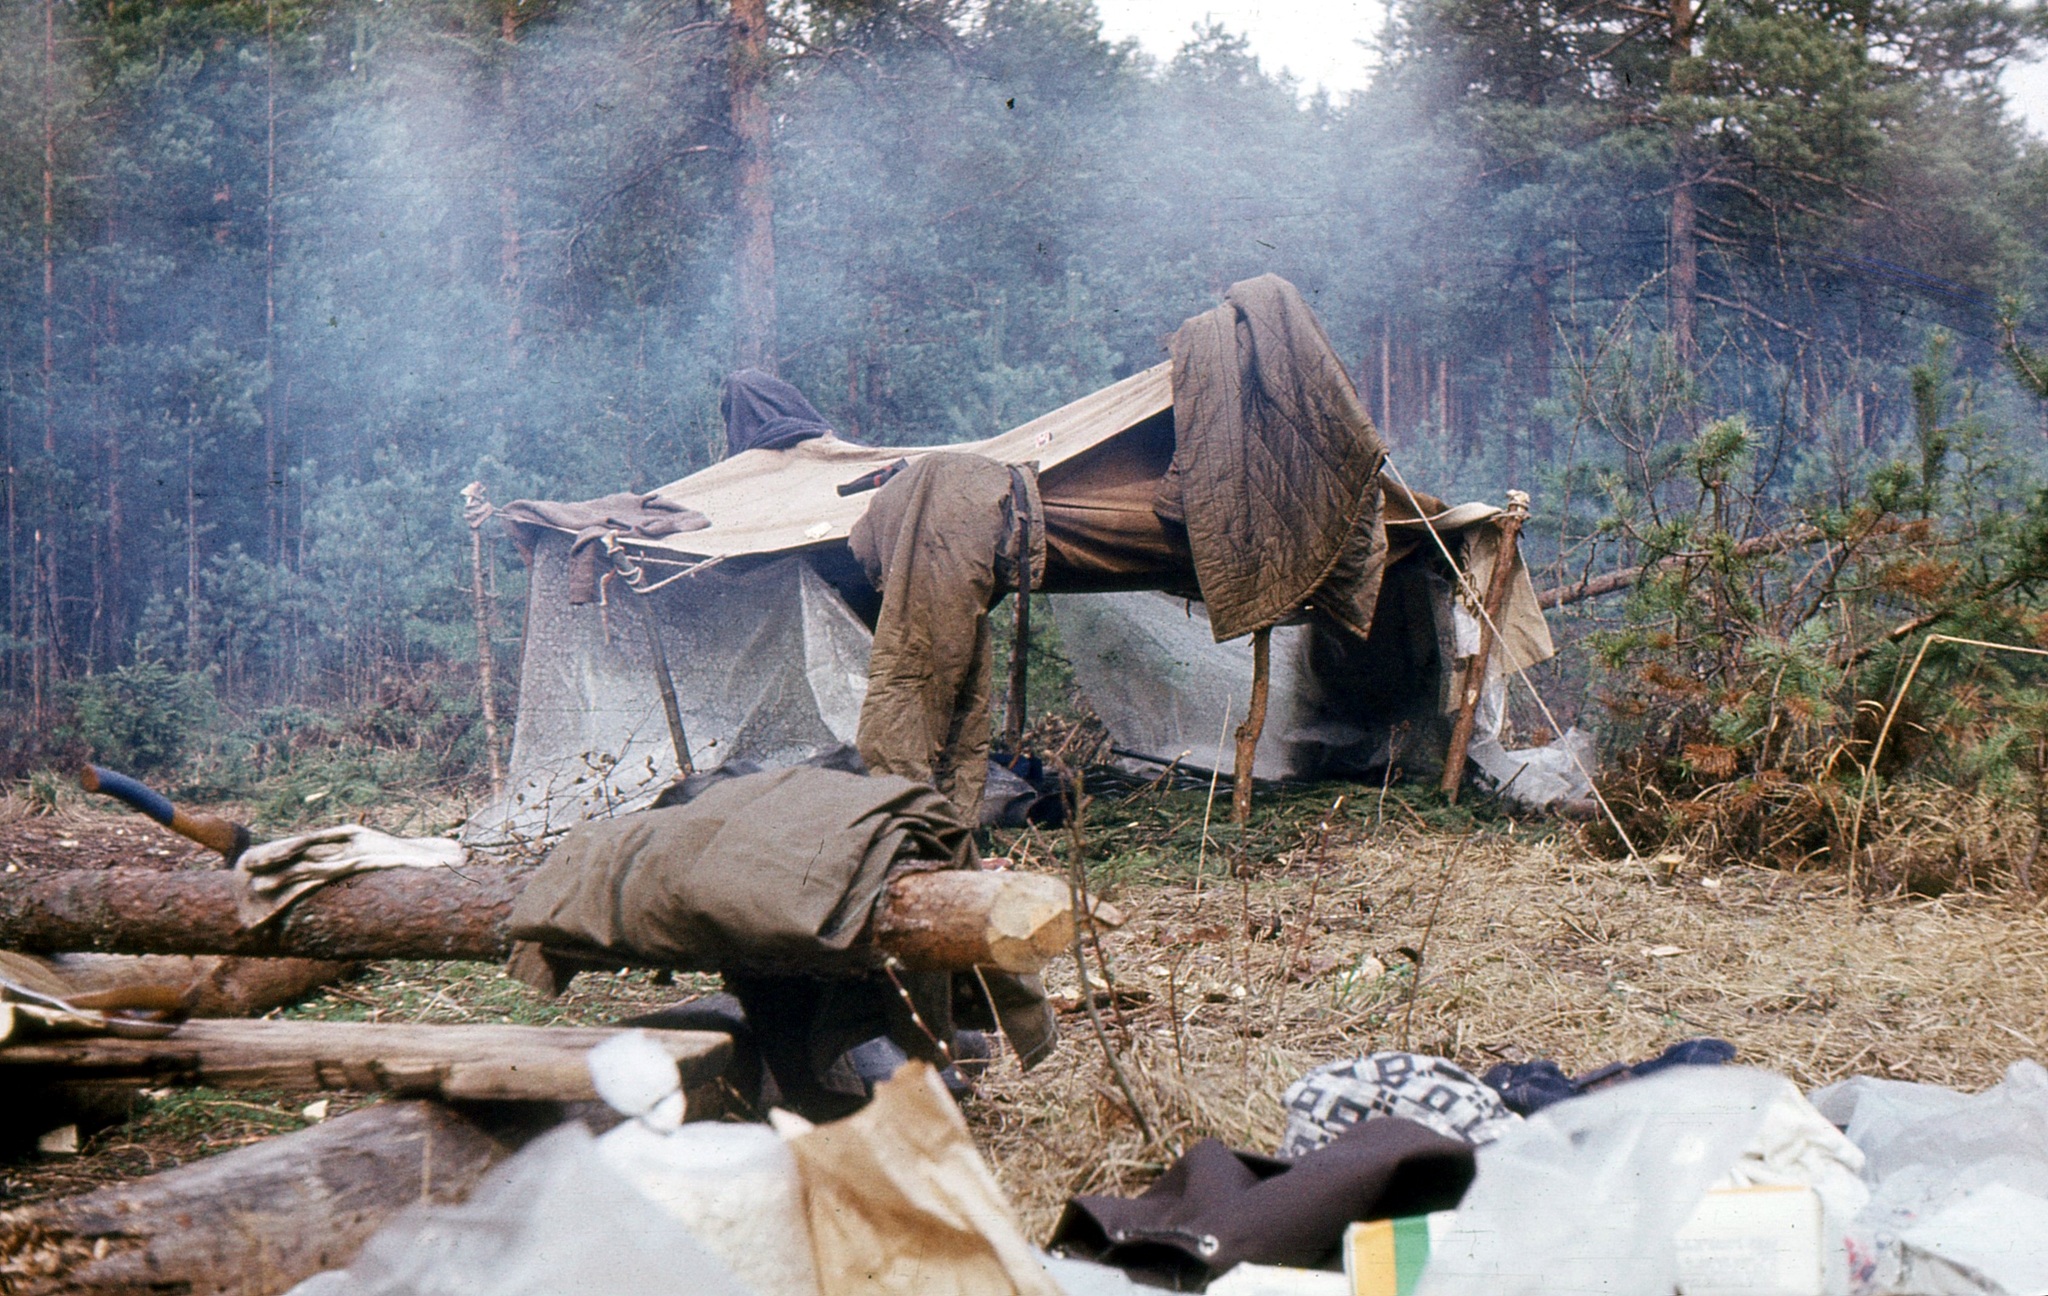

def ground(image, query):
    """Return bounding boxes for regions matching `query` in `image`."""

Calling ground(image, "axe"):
[80,764,252,865]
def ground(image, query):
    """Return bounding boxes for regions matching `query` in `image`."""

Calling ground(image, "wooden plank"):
[0,1019,732,1103]
[0,1099,518,1296]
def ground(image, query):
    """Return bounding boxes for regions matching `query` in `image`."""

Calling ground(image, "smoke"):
[12,0,2032,715]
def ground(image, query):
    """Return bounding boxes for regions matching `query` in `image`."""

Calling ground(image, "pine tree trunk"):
[1435,356,1449,441]
[1529,245,1554,461]
[1668,0,1699,365]
[5,421,17,700]
[106,281,123,664]
[498,5,523,361]
[730,0,778,373]
[264,0,281,568]
[1379,315,1392,438]
[186,417,201,672]
[38,0,57,722]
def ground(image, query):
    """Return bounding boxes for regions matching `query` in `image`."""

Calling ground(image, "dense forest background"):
[5,0,2048,801]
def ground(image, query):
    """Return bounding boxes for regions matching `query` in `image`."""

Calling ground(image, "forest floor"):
[5,784,2048,1242]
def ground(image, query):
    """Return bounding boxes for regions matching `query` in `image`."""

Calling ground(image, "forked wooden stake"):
[1442,494,1529,803]
[1233,626,1272,825]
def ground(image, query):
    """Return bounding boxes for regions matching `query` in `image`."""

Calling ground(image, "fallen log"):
[42,953,352,1018]
[0,1099,517,1296]
[0,950,349,1018]
[0,866,1075,974]
[0,1019,730,1103]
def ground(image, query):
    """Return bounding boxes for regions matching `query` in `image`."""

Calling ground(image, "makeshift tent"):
[468,280,1559,846]
[1053,484,1557,785]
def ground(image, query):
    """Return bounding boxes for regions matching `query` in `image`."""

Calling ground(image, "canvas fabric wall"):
[462,538,873,849]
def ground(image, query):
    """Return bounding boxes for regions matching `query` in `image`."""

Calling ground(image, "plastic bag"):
[1895,1183,2048,1295]
[598,1120,820,1296]
[1413,1068,1816,1296]
[286,1124,755,1296]
[1811,1060,2048,1294]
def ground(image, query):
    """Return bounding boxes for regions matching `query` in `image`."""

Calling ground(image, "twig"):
[1376,722,1405,829]
[1850,633,2048,892]
[1193,699,1233,900]
[1067,767,1129,1039]
[1271,797,1346,1030]
[1399,830,1472,1052]
[1067,842,1156,1149]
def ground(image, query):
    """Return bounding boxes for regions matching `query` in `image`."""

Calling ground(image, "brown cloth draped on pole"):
[1159,273,1391,644]
[495,492,710,605]
[849,454,1044,819]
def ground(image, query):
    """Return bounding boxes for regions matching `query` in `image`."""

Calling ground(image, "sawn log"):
[0,1019,731,1103]
[0,865,1075,974]
[0,1099,517,1296]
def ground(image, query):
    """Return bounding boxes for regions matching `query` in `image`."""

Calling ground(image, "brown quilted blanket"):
[1159,274,1390,642]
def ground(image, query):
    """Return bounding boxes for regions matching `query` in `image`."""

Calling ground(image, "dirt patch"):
[0,797,215,874]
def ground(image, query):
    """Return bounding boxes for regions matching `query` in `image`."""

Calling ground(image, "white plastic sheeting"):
[462,537,873,849]
[1050,592,1318,782]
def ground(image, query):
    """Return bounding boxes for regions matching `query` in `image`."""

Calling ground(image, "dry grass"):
[968,814,2048,1236]
[10,779,2048,1247]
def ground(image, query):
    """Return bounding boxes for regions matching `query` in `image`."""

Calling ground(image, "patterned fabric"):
[1279,1053,1521,1157]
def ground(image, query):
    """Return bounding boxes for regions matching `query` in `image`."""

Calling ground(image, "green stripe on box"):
[1392,1215,1433,1296]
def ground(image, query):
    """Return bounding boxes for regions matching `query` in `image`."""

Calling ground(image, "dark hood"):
[721,368,836,456]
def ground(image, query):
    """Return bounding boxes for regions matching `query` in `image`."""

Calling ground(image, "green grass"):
[989,776,1569,889]
[277,959,722,1028]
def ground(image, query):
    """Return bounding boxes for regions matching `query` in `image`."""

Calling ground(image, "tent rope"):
[1379,457,1645,869]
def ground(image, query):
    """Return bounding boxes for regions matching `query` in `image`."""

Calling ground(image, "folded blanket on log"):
[507,767,1054,1084]
[497,492,711,605]
[1160,273,1391,643]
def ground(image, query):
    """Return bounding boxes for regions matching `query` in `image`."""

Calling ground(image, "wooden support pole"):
[638,595,694,777]
[1441,494,1530,803]
[0,1100,516,1296]
[1232,626,1272,826]
[0,1019,730,1103]
[461,482,504,798]
[0,866,1075,975]
[1004,516,1032,754]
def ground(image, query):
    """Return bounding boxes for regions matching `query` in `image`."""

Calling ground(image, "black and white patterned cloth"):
[1278,1053,1521,1157]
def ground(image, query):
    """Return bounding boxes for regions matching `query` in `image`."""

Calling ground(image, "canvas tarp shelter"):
[469,297,1557,845]
[1050,481,1556,784]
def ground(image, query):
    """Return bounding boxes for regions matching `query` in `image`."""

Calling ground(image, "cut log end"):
[871,870,1073,973]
